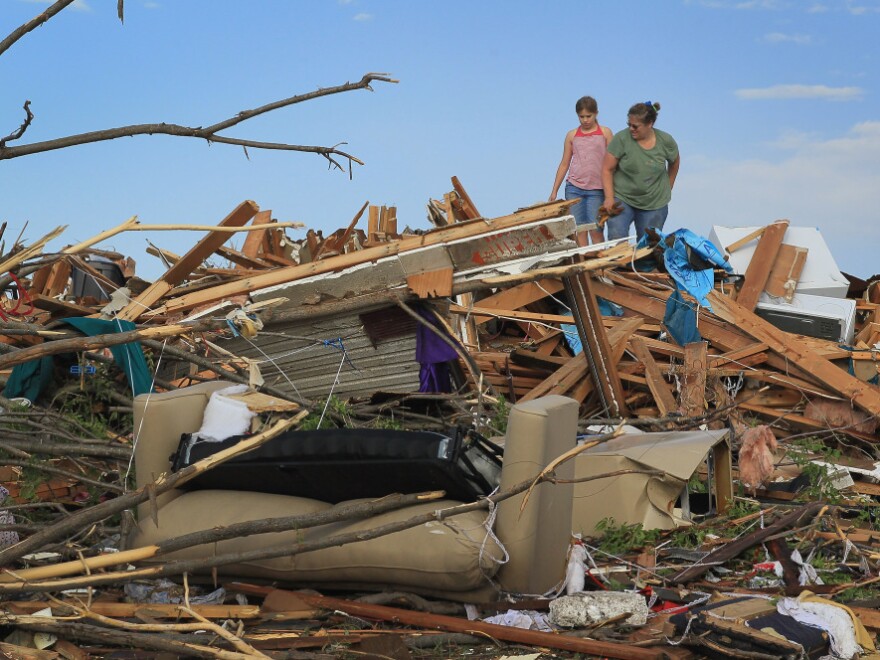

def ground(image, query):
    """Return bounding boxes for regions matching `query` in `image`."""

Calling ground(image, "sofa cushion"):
[129,489,505,593]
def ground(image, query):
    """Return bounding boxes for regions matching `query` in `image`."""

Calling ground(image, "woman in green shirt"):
[601,102,680,240]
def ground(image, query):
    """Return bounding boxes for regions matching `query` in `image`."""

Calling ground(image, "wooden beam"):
[765,244,808,300]
[151,200,578,317]
[630,336,678,416]
[680,341,708,417]
[451,176,481,219]
[709,290,880,420]
[724,226,766,254]
[239,209,272,261]
[117,200,259,321]
[735,219,789,312]
[563,267,628,416]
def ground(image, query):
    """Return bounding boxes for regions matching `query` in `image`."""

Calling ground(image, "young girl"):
[549,96,613,246]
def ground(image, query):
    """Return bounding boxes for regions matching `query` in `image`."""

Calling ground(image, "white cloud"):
[735,84,863,101]
[675,122,880,277]
[845,0,880,14]
[352,12,373,21]
[143,2,160,8]
[761,31,813,44]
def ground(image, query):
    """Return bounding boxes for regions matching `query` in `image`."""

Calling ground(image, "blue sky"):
[2,0,880,281]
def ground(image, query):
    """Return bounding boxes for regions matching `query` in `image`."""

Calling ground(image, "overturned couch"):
[128,382,577,602]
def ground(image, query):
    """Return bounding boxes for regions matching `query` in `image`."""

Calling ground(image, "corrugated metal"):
[222,307,422,401]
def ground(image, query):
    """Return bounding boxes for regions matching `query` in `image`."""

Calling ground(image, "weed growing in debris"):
[787,436,845,504]
[299,395,353,430]
[488,394,510,435]
[594,518,661,555]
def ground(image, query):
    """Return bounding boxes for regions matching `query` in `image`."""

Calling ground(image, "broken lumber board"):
[630,336,678,415]
[765,244,808,300]
[470,280,565,325]
[735,219,789,312]
[240,209,273,260]
[709,290,880,420]
[670,502,823,584]
[724,225,767,254]
[151,200,578,317]
[7,601,262,619]
[591,277,823,384]
[680,341,708,417]
[451,176,481,219]
[564,269,628,416]
[708,342,769,368]
[450,304,576,325]
[407,267,454,297]
[294,592,667,660]
[117,200,260,321]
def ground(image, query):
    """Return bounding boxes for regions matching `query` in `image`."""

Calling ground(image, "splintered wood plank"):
[472,280,565,325]
[736,219,789,311]
[367,205,380,243]
[564,270,628,416]
[629,336,678,415]
[589,276,820,383]
[29,294,94,316]
[724,226,766,254]
[117,200,259,321]
[34,259,71,298]
[679,341,708,417]
[519,354,587,402]
[710,290,880,420]
[451,176,481,219]
[240,209,272,260]
[153,199,578,317]
[708,342,769,368]
[765,244,808,299]
[406,268,454,298]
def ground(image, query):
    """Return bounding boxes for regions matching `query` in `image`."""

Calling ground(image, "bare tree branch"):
[0,0,77,57]
[0,73,398,169]
[0,101,33,148]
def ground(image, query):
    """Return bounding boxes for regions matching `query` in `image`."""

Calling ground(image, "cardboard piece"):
[572,429,731,534]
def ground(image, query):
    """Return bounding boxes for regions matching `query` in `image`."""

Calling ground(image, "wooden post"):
[735,220,789,311]
[562,269,628,417]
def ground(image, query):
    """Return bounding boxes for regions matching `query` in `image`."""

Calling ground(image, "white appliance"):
[755,291,856,345]
[709,225,850,299]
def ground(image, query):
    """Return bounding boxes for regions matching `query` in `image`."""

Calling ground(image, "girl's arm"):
[602,126,613,145]
[549,130,575,200]
[668,154,681,190]
[601,151,619,210]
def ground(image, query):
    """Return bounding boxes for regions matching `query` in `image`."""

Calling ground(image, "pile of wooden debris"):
[1,179,880,658]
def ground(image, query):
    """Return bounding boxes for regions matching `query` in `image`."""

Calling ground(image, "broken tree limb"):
[0,412,306,567]
[0,72,398,168]
[0,490,444,585]
[291,592,667,660]
[669,501,824,584]
[0,463,658,593]
[61,218,303,257]
[0,615,256,660]
[0,318,229,372]
[117,200,260,321]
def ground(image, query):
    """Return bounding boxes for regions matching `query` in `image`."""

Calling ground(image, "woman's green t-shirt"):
[607,129,679,210]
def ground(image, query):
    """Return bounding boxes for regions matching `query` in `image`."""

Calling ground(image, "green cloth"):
[3,356,54,401]
[62,317,154,397]
[607,128,679,210]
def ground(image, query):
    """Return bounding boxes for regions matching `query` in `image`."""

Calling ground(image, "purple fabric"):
[415,306,459,393]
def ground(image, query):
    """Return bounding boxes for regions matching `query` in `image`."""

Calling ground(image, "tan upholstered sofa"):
[128,382,577,602]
